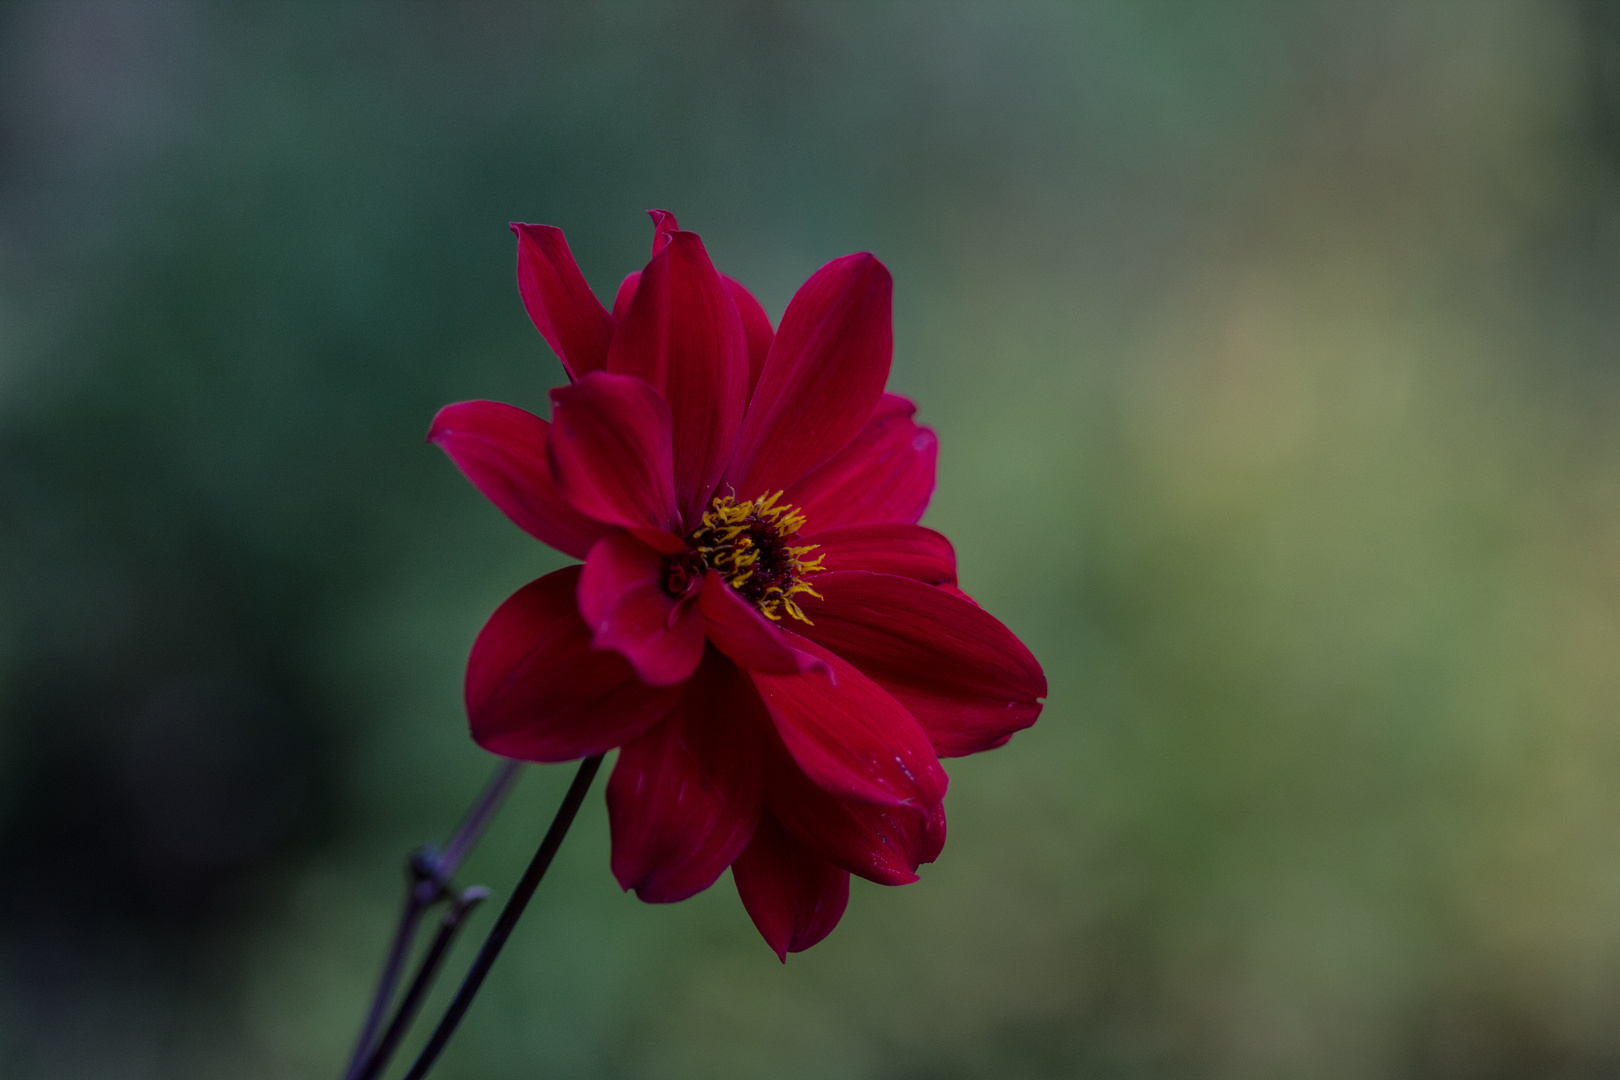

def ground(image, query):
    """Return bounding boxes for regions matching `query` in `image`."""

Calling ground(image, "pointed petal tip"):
[512,221,614,378]
[510,220,558,238]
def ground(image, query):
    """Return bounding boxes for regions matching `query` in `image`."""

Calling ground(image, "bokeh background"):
[3,2,1620,1077]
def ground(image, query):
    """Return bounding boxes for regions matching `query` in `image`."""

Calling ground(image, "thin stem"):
[353,887,490,1080]
[343,760,524,1080]
[401,754,605,1080]
[438,760,523,874]
[343,886,429,1080]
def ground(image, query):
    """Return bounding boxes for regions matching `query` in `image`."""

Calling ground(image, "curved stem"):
[402,754,605,1080]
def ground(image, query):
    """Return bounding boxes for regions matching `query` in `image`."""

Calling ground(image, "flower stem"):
[353,886,489,1080]
[400,753,605,1080]
[342,760,523,1080]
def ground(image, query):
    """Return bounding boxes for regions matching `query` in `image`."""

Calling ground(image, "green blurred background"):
[3,2,1620,1077]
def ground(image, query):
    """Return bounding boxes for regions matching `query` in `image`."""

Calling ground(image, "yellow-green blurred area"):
[5,2,1620,1077]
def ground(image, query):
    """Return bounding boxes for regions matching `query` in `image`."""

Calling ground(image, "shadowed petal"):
[579,533,705,687]
[786,394,937,530]
[612,271,640,321]
[607,652,766,902]
[750,633,947,807]
[725,275,774,398]
[797,571,1046,757]
[698,573,827,676]
[511,223,614,379]
[549,372,681,532]
[467,566,680,762]
[732,811,850,962]
[807,523,956,584]
[428,401,610,560]
[764,733,940,885]
[727,253,893,496]
[608,230,748,527]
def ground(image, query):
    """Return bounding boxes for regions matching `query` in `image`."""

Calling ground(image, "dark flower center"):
[665,492,825,623]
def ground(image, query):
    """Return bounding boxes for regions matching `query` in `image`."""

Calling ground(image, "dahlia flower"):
[430,211,1045,958]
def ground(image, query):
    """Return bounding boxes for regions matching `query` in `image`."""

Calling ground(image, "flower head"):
[430,211,1046,959]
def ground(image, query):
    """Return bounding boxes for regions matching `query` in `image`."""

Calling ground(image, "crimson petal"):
[727,253,893,497]
[697,573,826,677]
[796,571,1046,758]
[647,208,679,254]
[548,371,681,532]
[428,401,610,560]
[808,523,956,584]
[579,533,704,687]
[732,811,850,962]
[765,737,937,886]
[786,393,937,530]
[725,275,774,399]
[607,652,765,902]
[607,231,748,527]
[750,633,947,807]
[511,223,614,380]
[612,271,640,322]
[467,566,679,762]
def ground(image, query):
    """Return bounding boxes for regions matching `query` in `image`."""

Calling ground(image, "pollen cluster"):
[689,491,825,623]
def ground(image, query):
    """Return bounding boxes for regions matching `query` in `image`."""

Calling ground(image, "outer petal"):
[607,651,765,902]
[725,275,774,398]
[548,372,681,532]
[467,566,680,762]
[807,523,956,584]
[579,533,705,687]
[428,401,610,560]
[697,573,826,677]
[607,231,748,527]
[647,208,679,254]
[511,223,615,379]
[733,811,850,962]
[750,634,947,808]
[764,735,937,886]
[612,271,640,322]
[785,394,937,530]
[796,571,1046,757]
[727,253,893,497]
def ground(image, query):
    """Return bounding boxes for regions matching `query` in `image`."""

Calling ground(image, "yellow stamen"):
[688,491,826,624]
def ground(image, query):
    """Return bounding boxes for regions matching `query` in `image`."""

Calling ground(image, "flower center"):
[670,491,826,623]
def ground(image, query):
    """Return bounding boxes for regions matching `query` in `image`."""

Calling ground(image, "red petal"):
[764,736,936,886]
[807,523,956,584]
[578,533,705,687]
[697,573,827,676]
[727,253,893,497]
[607,652,765,902]
[786,393,937,530]
[750,633,947,807]
[916,800,947,864]
[548,372,681,532]
[612,271,640,322]
[428,401,610,560]
[796,571,1046,758]
[647,208,679,254]
[732,811,850,961]
[467,566,680,762]
[607,231,748,528]
[725,275,774,399]
[511,223,614,380]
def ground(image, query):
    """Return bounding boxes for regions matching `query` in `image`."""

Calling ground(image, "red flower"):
[430,211,1045,959]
